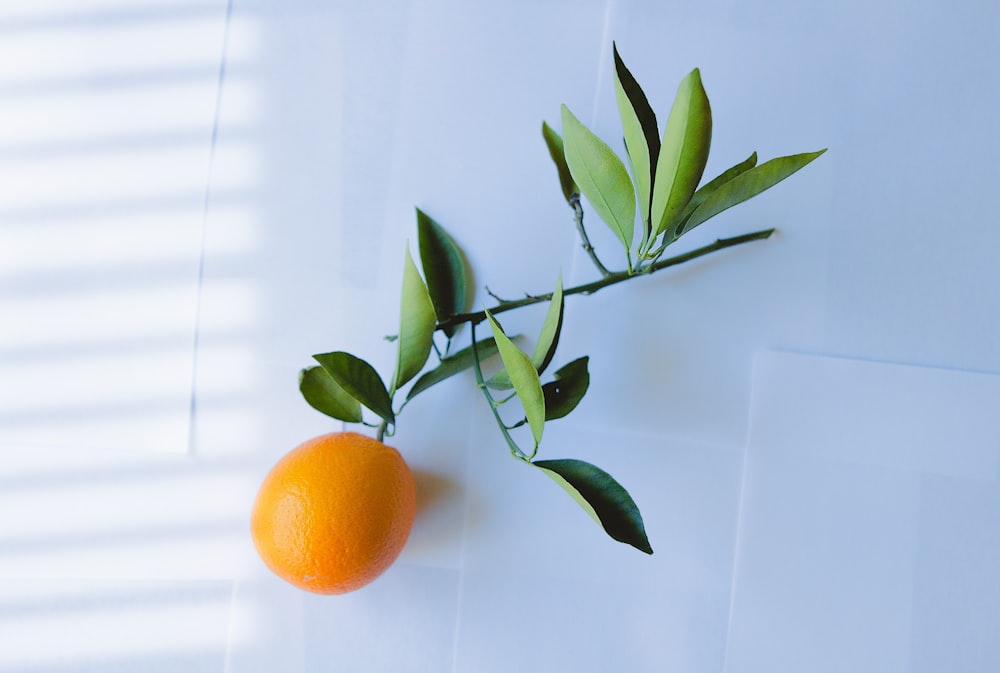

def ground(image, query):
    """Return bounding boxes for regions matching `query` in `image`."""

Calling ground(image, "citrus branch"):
[436,227,775,333]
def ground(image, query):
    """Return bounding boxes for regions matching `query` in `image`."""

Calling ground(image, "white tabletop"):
[2,1,999,671]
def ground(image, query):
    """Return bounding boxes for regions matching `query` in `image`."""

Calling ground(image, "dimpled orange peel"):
[250,432,417,594]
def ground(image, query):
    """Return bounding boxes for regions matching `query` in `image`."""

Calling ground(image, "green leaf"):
[561,104,636,254]
[542,122,578,204]
[393,246,437,391]
[613,42,659,234]
[533,458,652,554]
[531,275,564,375]
[406,336,501,402]
[681,149,827,235]
[486,310,545,448]
[542,356,590,421]
[314,351,395,424]
[488,276,564,389]
[651,68,712,240]
[299,366,363,423]
[678,151,758,227]
[416,208,468,337]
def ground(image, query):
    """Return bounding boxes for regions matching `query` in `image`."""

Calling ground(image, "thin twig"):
[570,194,611,277]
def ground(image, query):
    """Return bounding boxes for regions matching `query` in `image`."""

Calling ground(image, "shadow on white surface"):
[0,580,233,672]
[0,3,266,669]
[0,0,233,455]
[0,0,264,566]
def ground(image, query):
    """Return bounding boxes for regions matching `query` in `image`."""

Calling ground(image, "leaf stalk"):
[470,323,531,462]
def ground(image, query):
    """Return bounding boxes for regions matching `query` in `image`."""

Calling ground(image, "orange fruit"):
[250,431,417,594]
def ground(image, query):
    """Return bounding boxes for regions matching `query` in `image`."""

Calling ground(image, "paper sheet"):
[725,351,1000,672]
[0,1,228,454]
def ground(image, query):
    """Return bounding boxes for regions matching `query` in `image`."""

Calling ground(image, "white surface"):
[726,351,1000,672]
[3,0,1000,670]
[0,0,231,455]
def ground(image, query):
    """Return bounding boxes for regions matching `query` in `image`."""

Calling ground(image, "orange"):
[250,431,417,594]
